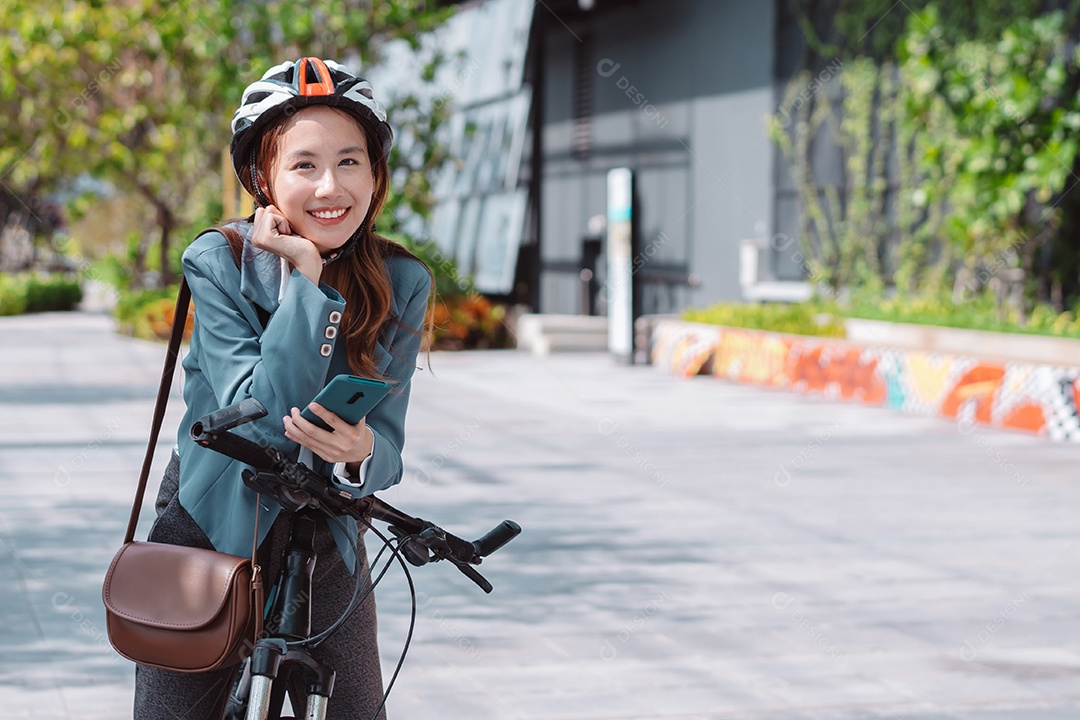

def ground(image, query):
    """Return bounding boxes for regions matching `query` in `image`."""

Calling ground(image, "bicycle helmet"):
[230,57,393,207]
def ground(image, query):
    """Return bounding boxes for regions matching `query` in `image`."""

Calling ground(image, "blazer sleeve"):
[182,240,347,455]
[333,260,431,497]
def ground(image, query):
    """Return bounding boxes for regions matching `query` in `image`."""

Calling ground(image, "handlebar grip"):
[472,520,521,558]
[191,398,268,436]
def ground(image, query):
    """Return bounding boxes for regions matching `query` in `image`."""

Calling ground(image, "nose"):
[314,167,342,197]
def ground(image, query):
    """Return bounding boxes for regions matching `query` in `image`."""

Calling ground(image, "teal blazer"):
[173,225,430,570]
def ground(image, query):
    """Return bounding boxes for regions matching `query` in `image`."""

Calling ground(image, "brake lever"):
[449,559,493,594]
[388,525,495,593]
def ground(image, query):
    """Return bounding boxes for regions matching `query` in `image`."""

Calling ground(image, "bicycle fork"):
[244,638,335,720]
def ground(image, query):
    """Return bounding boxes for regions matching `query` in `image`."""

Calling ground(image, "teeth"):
[311,208,346,219]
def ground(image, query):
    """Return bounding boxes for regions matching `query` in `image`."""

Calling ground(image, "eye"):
[339,158,359,166]
[292,161,315,170]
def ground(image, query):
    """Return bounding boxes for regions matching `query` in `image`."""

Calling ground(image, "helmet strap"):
[249,147,271,208]
[321,222,366,266]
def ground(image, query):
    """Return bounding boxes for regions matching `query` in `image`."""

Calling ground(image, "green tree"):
[0,3,87,241]
[778,0,1080,309]
[772,4,1080,314]
[900,7,1080,312]
[1,0,453,286]
[783,0,1080,69]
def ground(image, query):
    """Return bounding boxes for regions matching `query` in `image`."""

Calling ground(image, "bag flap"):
[103,541,251,630]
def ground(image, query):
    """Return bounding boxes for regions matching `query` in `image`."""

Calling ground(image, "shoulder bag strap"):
[122,279,191,545]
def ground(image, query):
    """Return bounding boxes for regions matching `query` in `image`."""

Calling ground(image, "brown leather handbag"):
[101,280,264,673]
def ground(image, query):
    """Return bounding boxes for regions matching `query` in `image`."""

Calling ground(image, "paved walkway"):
[1,311,1079,719]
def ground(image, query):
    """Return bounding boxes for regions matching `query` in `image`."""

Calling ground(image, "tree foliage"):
[773,3,1080,314]
[900,8,1080,308]
[783,0,1080,71]
[0,0,453,287]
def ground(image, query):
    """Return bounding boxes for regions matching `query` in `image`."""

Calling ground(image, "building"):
[381,0,793,318]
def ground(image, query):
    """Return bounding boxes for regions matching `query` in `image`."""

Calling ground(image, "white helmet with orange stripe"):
[229,57,393,208]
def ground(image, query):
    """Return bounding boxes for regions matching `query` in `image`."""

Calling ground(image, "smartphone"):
[300,374,392,432]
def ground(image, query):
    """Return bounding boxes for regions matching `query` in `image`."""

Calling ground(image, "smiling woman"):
[131,57,433,720]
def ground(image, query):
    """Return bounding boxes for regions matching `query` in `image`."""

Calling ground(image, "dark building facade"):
[522,0,779,316]
[397,0,790,315]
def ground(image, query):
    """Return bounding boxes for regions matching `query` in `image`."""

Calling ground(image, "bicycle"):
[188,398,521,720]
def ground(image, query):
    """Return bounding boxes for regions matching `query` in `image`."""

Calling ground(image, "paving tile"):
[1,312,1079,718]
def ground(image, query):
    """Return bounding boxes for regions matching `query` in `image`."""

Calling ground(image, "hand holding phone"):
[300,374,392,432]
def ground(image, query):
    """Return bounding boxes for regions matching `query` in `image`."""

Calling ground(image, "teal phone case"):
[301,374,392,432]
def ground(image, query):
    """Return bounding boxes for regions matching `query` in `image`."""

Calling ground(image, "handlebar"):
[190,399,520,593]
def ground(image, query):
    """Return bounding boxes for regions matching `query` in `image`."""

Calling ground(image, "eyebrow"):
[285,146,365,161]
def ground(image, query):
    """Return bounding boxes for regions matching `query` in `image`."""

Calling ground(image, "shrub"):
[390,233,512,350]
[114,284,193,341]
[684,293,1080,340]
[24,275,83,312]
[428,294,510,350]
[0,277,28,316]
[0,273,82,315]
[842,291,1080,339]
[683,301,846,338]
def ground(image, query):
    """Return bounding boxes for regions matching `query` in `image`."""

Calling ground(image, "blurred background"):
[7,0,1080,351]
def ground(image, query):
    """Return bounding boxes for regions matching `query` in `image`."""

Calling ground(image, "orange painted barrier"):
[651,320,1080,442]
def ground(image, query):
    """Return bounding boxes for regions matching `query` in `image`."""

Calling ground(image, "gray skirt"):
[133,452,387,720]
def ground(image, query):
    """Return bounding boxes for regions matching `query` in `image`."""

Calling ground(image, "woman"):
[134,57,431,719]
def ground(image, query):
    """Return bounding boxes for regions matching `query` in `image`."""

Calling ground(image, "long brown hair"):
[219,106,432,379]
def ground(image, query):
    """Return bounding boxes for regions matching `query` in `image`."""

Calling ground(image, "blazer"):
[173,224,431,571]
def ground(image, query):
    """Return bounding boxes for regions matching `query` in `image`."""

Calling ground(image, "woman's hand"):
[252,206,323,285]
[283,403,374,473]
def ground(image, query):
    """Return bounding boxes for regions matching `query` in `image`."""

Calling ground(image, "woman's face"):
[268,105,375,253]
